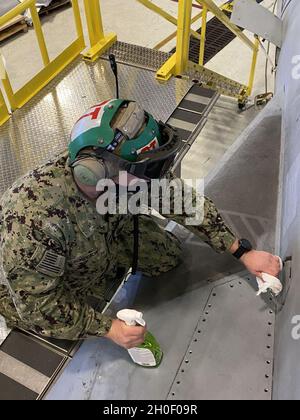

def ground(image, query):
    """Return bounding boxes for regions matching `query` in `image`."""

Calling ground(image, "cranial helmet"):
[68,99,180,187]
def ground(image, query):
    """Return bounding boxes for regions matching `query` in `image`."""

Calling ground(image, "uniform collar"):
[62,153,108,238]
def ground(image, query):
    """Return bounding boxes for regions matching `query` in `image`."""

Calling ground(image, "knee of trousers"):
[0,285,23,327]
[141,233,183,277]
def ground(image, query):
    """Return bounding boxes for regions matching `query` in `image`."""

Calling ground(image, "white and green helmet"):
[69,99,163,163]
[69,99,180,181]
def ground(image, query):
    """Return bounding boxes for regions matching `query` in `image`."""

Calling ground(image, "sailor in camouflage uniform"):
[0,99,281,349]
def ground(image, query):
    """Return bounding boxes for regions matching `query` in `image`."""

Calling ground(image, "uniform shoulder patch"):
[36,250,65,277]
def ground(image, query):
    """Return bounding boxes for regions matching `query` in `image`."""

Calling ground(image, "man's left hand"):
[240,250,282,279]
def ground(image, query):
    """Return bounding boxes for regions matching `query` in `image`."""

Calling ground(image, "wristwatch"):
[233,239,253,259]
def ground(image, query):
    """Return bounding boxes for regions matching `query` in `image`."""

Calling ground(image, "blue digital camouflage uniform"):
[0,151,236,340]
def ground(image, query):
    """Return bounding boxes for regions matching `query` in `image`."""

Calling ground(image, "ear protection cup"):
[72,157,107,187]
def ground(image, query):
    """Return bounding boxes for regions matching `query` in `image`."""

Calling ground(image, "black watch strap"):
[233,239,253,260]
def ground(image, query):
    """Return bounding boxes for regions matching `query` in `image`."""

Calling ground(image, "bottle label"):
[128,348,157,367]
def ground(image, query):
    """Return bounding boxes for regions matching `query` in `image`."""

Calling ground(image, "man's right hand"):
[105,319,147,349]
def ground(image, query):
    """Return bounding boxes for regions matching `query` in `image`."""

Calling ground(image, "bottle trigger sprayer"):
[117,309,163,368]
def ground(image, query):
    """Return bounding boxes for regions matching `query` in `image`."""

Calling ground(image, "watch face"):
[240,239,253,252]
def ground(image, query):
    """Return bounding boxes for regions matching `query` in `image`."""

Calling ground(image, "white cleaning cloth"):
[256,257,283,297]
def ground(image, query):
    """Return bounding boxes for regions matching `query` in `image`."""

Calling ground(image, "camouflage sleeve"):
[155,174,236,253]
[2,240,112,340]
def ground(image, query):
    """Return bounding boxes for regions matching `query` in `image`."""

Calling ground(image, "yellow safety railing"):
[82,0,117,62]
[152,0,233,52]
[0,0,85,112]
[137,0,202,42]
[0,0,116,124]
[155,0,260,105]
[0,89,10,126]
[199,4,207,66]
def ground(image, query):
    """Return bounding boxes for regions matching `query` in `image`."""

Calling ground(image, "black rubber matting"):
[0,373,38,401]
[1,330,64,377]
[168,84,218,142]
[0,330,67,400]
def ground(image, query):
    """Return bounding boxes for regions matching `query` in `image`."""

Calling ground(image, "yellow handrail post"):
[199,4,207,66]
[30,4,50,66]
[197,0,256,50]
[72,0,85,40]
[0,88,10,126]
[84,0,104,46]
[156,53,177,82]
[0,0,33,26]
[156,0,259,105]
[82,0,117,62]
[156,0,193,81]
[1,69,17,111]
[246,36,260,97]
[175,0,193,75]
[0,0,86,123]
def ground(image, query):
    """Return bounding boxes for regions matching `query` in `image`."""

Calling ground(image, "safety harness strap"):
[132,215,139,275]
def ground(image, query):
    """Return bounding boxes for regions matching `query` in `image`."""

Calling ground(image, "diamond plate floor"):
[104,41,171,72]
[0,57,191,197]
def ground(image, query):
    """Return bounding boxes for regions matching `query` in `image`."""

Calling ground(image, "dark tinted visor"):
[75,123,181,181]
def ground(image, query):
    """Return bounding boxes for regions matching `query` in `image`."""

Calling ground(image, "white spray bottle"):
[117,309,163,368]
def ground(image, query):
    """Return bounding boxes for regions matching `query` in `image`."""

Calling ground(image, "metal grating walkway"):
[170,0,264,65]
[189,12,236,64]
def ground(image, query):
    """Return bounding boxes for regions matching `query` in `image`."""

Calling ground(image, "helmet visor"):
[95,123,180,181]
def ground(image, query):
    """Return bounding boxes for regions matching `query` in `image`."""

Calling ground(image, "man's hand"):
[240,250,281,279]
[229,239,281,279]
[105,319,147,349]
